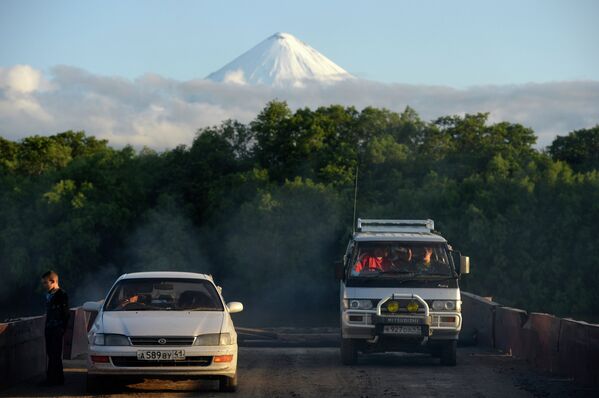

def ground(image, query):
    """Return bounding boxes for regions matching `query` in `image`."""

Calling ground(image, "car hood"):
[100,311,225,336]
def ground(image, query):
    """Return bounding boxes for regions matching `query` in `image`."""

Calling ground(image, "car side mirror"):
[82,301,102,312]
[227,302,244,314]
[460,256,470,275]
[334,260,345,281]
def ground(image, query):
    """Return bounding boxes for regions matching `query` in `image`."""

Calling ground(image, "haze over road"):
[1,347,594,398]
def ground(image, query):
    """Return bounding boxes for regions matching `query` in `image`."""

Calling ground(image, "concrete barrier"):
[463,292,598,388]
[66,308,89,359]
[558,319,599,387]
[494,306,528,357]
[584,322,599,387]
[523,313,561,373]
[461,292,500,347]
[0,316,46,388]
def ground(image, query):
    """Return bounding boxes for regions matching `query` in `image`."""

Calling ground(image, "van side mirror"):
[334,260,345,280]
[460,256,470,275]
[82,301,102,312]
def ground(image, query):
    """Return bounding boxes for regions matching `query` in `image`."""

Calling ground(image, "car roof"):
[353,231,447,243]
[117,271,214,282]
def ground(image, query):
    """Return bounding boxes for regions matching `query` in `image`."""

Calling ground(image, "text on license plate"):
[136,350,186,360]
[383,325,421,335]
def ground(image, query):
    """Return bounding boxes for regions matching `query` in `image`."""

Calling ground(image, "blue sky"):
[1,0,598,87]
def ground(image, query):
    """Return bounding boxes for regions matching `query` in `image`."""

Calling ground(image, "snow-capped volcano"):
[206,32,354,87]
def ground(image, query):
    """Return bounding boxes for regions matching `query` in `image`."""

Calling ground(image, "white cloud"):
[0,64,598,148]
[0,64,43,93]
[223,69,247,85]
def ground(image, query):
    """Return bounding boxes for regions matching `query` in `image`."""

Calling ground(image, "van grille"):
[129,336,195,346]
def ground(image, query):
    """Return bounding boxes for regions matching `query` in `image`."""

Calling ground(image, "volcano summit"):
[206,32,354,87]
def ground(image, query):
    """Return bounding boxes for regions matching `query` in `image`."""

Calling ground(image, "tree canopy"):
[1,102,597,323]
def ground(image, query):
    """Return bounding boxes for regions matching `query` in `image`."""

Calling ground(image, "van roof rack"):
[356,218,434,233]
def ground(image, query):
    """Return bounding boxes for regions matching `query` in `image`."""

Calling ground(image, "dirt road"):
[1,347,594,397]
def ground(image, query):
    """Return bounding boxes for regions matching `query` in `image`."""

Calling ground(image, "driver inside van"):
[414,246,438,272]
[419,246,433,264]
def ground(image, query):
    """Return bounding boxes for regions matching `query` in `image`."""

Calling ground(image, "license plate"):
[383,325,421,335]
[136,350,186,361]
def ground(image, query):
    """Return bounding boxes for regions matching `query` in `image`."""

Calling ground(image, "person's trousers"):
[45,327,65,383]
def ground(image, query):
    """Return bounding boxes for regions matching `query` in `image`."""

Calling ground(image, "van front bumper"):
[341,311,462,341]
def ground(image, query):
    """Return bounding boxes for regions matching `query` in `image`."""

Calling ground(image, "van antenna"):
[352,163,359,234]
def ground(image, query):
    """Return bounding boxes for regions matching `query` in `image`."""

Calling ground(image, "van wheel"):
[440,340,457,366]
[219,374,238,392]
[341,338,358,365]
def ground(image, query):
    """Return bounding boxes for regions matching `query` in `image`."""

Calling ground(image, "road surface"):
[1,347,595,397]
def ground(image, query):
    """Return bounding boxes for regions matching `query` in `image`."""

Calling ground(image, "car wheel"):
[219,373,238,392]
[440,340,457,366]
[340,338,358,365]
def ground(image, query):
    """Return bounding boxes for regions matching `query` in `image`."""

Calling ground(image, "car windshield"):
[349,242,453,279]
[104,278,224,311]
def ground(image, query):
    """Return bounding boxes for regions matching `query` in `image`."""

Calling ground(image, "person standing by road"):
[39,270,70,386]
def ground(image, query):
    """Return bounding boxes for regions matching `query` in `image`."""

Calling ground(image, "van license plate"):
[136,350,185,360]
[383,325,421,335]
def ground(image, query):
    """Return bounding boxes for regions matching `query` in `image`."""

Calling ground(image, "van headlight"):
[344,299,374,310]
[93,333,130,346]
[193,333,231,346]
[431,300,459,311]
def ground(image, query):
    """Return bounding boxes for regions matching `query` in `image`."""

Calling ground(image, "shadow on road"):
[0,365,225,397]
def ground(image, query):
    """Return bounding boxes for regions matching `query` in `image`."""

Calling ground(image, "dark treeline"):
[1,101,598,324]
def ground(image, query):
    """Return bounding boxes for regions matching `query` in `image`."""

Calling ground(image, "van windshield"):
[104,278,224,311]
[349,242,453,279]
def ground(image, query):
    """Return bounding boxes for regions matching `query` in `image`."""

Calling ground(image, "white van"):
[83,271,243,392]
[336,219,470,366]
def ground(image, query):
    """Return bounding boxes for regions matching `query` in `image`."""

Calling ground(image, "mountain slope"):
[206,32,354,87]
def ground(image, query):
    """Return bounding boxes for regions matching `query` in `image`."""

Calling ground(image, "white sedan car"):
[83,271,243,392]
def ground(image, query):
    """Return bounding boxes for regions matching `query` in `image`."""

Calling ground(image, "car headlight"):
[219,333,232,345]
[193,333,231,346]
[345,299,374,310]
[431,300,459,311]
[93,333,130,346]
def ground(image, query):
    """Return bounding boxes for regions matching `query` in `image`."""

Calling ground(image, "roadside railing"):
[461,292,599,387]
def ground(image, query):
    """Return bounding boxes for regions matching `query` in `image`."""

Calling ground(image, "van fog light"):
[386,301,399,313]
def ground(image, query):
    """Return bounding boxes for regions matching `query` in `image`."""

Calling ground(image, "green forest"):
[1,101,598,324]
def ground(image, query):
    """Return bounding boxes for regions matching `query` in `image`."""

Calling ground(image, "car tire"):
[440,340,457,366]
[340,338,358,365]
[219,373,238,392]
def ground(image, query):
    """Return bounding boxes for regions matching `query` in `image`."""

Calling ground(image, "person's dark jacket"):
[45,288,70,330]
